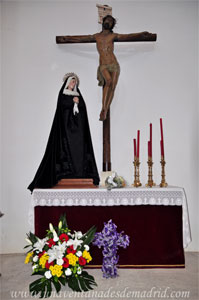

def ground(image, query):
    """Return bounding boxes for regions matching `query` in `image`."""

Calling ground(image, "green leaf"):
[81,226,96,247]
[27,232,38,244]
[30,278,43,291]
[58,277,66,286]
[46,281,52,298]
[59,214,68,228]
[24,245,31,249]
[26,248,34,254]
[31,290,39,296]
[52,279,61,293]
[68,276,81,292]
[82,271,96,282]
[31,270,45,276]
[78,276,89,292]
[29,277,52,299]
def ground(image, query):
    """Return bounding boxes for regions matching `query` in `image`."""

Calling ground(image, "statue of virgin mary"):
[28,73,100,192]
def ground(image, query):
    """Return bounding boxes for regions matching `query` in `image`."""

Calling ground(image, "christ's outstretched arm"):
[56,34,96,44]
[114,31,157,42]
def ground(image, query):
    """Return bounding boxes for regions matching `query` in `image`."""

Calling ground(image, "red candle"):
[133,138,137,159]
[160,118,164,142]
[148,141,151,158]
[150,123,152,157]
[160,140,165,158]
[137,130,140,158]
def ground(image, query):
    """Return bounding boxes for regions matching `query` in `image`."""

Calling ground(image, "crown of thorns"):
[63,73,80,86]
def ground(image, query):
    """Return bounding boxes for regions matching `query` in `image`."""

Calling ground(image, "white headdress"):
[62,73,80,115]
[63,73,80,96]
[63,72,80,86]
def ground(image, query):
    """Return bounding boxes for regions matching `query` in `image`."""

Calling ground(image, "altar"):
[29,186,191,268]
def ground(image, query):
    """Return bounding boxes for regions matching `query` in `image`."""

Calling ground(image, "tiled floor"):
[0,252,198,300]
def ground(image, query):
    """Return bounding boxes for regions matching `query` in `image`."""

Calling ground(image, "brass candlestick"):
[132,157,142,187]
[160,156,168,187]
[146,157,156,187]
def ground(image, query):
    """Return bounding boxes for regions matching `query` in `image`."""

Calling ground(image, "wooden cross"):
[56,16,157,172]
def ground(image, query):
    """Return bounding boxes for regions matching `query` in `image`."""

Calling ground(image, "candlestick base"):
[159,158,168,188]
[160,182,168,187]
[146,157,155,188]
[145,181,156,188]
[132,158,142,188]
[132,181,142,188]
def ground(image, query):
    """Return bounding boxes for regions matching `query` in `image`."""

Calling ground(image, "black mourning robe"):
[28,81,100,192]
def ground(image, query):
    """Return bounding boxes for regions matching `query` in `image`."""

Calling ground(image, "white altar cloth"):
[29,186,191,248]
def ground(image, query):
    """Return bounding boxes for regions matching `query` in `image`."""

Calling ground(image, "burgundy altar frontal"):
[35,205,185,268]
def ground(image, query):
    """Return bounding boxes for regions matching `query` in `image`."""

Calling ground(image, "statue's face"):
[68,78,76,90]
[103,16,115,31]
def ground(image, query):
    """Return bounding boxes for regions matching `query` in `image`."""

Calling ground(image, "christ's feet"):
[99,109,107,121]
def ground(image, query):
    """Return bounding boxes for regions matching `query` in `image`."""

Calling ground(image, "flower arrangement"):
[24,215,97,298]
[92,219,130,278]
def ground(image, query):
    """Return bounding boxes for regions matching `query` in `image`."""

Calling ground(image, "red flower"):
[47,238,56,248]
[63,257,69,268]
[38,251,45,258]
[59,233,69,243]
[79,256,87,266]
[67,245,76,254]
[45,260,54,269]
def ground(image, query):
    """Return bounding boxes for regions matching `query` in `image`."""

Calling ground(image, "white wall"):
[0,0,2,254]
[1,0,198,253]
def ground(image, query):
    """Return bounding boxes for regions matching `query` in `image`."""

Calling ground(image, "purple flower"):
[92,220,130,278]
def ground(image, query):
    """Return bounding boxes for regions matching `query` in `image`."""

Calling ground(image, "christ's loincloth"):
[97,63,120,86]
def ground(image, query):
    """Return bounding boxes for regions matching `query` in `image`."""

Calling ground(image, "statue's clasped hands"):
[73,97,79,103]
[73,97,79,115]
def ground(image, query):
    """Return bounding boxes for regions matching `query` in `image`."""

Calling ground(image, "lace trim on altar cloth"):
[28,186,191,249]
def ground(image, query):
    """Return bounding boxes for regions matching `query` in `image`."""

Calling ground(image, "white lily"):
[74,231,83,239]
[52,230,59,242]
[57,258,64,266]
[68,232,74,238]
[25,238,32,245]
[66,237,83,250]
[49,223,54,232]
[58,221,62,229]
[47,241,67,263]
[84,245,90,251]
[33,238,47,252]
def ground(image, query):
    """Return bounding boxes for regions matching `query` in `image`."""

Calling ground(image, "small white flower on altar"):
[76,251,82,257]
[77,267,82,275]
[65,268,72,276]
[57,258,64,265]
[32,264,38,271]
[45,270,52,279]
[84,245,90,251]
[49,223,54,232]
[66,238,83,250]
[74,231,83,239]
[33,238,47,252]
[33,255,39,262]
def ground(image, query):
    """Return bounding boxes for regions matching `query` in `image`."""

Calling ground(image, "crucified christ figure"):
[56,15,157,121]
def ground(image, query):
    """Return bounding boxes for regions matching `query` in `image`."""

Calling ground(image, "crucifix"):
[56,15,157,173]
